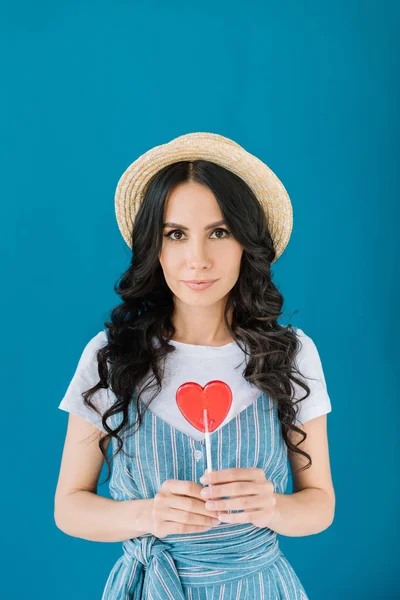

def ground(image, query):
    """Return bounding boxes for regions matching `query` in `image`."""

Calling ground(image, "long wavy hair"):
[82,160,313,485]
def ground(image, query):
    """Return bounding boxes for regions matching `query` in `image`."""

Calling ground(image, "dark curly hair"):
[82,160,313,485]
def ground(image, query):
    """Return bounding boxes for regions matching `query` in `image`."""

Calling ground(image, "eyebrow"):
[163,219,227,231]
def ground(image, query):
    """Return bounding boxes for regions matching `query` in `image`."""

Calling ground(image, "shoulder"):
[293,327,323,368]
[69,330,109,373]
[290,327,332,424]
[89,329,108,347]
[82,329,108,354]
[58,329,113,434]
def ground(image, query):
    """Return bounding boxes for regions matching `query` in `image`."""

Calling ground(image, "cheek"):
[219,244,243,268]
[158,248,180,273]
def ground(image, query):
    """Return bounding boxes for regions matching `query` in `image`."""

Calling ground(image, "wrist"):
[268,492,281,527]
[137,498,155,536]
[125,498,155,537]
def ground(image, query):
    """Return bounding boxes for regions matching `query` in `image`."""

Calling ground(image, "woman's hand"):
[149,479,221,538]
[199,467,279,528]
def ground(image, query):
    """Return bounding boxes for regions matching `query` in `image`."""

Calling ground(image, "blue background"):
[2,0,398,598]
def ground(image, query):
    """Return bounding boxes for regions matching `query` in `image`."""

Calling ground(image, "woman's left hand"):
[200,467,278,528]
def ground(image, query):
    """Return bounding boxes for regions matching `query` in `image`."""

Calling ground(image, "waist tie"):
[121,525,283,598]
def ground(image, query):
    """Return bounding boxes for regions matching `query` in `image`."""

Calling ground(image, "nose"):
[185,238,212,269]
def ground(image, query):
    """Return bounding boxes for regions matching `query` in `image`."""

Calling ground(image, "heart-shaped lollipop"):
[176,380,232,433]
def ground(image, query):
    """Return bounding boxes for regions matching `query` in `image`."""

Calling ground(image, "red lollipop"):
[176,380,233,433]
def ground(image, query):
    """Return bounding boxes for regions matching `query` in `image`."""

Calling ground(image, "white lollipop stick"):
[203,408,213,475]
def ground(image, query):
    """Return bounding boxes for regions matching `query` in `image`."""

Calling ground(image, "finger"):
[163,522,217,537]
[205,494,263,513]
[201,467,263,485]
[168,492,220,519]
[201,481,259,500]
[164,479,204,499]
[217,510,257,524]
[165,506,220,527]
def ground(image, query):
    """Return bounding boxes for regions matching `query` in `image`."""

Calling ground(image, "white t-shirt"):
[58,328,332,440]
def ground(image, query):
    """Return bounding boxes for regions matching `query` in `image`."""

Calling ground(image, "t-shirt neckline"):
[157,336,240,356]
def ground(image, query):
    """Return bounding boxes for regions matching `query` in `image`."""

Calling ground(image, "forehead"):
[164,181,222,221]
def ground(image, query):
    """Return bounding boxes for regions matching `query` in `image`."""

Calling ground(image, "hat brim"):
[115,132,292,262]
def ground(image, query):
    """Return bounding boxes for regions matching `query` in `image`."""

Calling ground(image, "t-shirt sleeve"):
[58,330,113,433]
[292,328,332,425]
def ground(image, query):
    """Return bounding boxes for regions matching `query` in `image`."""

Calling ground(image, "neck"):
[168,297,234,346]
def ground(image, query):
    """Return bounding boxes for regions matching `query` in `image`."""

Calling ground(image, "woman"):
[55,132,335,599]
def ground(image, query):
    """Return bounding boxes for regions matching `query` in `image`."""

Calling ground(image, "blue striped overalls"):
[101,390,309,599]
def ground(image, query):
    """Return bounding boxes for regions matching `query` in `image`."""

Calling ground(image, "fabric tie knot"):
[123,535,171,568]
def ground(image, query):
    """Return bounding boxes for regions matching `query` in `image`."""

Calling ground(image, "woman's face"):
[158,181,244,306]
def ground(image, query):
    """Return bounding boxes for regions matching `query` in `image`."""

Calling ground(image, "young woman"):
[55,132,334,599]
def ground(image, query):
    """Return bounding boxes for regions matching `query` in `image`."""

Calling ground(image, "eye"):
[212,228,231,239]
[163,228,231,242]
[163,229,185,241]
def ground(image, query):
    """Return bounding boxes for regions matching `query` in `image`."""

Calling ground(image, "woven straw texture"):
[114,132,293,263]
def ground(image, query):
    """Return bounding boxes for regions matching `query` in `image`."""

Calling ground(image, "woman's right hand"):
[148,479,221,537]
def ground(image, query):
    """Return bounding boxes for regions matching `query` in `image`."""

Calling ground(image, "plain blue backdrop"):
[2,0,398,598]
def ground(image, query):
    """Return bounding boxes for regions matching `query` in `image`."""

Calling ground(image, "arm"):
[54,413,154,542]
[270,486,334,537]
[56,490,153,543]
[270,414,335,537]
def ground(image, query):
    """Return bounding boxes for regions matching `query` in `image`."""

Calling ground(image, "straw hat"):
[114,132,293,263]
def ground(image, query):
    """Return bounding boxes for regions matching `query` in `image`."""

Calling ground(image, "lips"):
[182,280,216,291]
[183,280,214,284]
